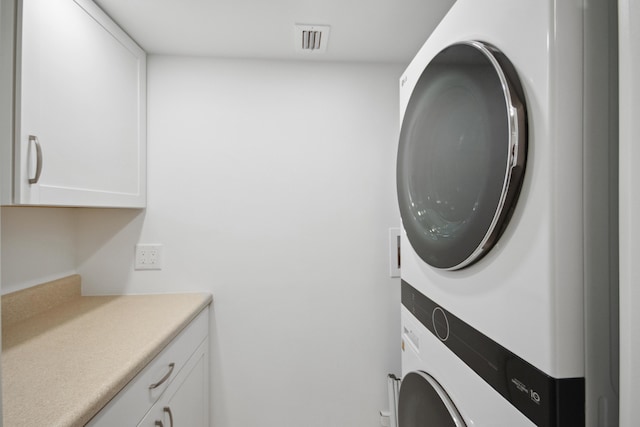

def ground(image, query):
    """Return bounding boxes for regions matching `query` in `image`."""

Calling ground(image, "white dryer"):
[396,0,618,426]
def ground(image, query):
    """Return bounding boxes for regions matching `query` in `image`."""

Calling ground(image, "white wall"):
[73,57,402,426]
[1,207,77,294]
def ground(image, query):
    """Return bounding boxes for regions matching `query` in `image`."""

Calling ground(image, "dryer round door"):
[398,371,466,426]
[397,41,527,270]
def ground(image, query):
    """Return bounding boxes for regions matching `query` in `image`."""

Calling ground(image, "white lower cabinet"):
[138,340,209,427]
[87,307,210,427]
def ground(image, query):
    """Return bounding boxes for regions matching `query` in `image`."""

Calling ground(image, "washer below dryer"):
[400,307,536,426]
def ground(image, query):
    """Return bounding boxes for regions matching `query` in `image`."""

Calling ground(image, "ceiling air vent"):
[295,25,330,54]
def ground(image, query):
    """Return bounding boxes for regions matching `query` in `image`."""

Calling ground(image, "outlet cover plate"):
[135,244,162,270]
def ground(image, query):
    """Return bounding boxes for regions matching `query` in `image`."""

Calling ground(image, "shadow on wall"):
[1,206,79,294]
[0,206,145,295]
[75,208,146,295]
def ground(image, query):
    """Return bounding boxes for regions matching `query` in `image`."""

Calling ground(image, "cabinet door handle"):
[163,406,174,427]
[149,362,175,389]
[28,135,42,184]
[154,421,164,427]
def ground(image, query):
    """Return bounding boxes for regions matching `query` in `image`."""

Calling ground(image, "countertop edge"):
[79,293,213,425]
[2,291,213,427]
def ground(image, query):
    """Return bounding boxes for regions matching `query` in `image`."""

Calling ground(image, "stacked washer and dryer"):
[396,0,618,426]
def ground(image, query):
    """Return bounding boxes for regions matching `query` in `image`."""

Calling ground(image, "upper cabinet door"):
[13,0,146,207]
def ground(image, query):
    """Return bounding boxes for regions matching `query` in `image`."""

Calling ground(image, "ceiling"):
[94,0,455,64]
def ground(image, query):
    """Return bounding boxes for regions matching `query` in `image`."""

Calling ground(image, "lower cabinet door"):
[139,340,209,427]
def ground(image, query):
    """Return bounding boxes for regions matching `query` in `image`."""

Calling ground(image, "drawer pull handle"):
[163,406,174,427]
[149,363,175,389]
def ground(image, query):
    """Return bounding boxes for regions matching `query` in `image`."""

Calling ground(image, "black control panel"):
[401,280,584,427]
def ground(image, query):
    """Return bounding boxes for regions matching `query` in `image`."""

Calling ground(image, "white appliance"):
[400,307,535,426]
[396,0,618,425]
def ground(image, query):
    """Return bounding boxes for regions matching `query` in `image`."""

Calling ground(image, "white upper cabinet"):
[1,0,146,207]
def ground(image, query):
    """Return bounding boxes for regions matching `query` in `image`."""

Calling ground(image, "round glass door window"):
[397,41,527,270]
[398,371,466,426]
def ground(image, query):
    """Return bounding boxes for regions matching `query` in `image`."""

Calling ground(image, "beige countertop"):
[1,275,212,427]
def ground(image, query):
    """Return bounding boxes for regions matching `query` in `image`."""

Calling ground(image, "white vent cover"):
[294,24,330,54]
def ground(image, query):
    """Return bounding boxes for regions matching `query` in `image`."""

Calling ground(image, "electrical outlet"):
[135,244,162,270]
[379,411,391,427]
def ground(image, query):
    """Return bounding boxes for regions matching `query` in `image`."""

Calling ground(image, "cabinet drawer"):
[87,308,209,426]
[138,339,209,427]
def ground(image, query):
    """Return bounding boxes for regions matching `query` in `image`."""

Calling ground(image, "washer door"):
[398,371,466,427]
[397,41,527,270]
